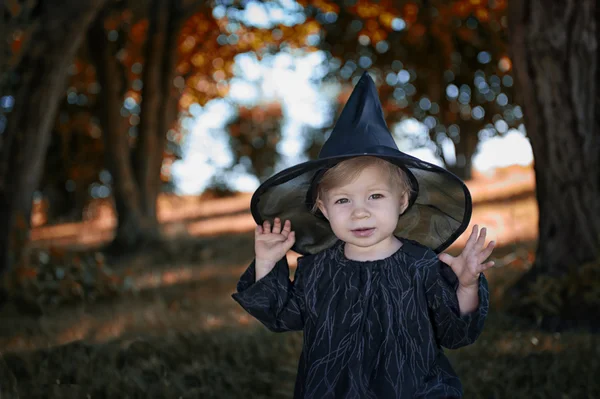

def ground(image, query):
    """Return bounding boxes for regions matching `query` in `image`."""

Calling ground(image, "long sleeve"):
[231,256,306,332]
[424,260,489,349]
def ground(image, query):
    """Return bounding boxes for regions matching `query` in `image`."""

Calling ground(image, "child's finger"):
[478,260,495,273]
[477,241,495,264]
[263,220,271,232]
[285,231,296,246]
[464,224,478,252]
[281,219,292,236]
[475,227,487,250]
[273,218,282,234]
[438,252,454,266]
[255,225,263,236]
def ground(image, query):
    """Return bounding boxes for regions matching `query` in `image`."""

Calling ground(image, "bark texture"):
[88,8,152,249]
[134,0,182,227]
[88,0,183,251]
[508,0,600,325]
[0,0,108,274]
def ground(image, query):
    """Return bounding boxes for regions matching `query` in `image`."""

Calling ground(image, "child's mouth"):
[351,227,375,237]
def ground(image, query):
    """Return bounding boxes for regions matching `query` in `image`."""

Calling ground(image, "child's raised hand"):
[255,218,296,271]
[438,225,495,289]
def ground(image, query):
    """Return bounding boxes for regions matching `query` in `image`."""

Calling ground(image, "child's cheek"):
[328,217,345,238]
[330,209,348,230]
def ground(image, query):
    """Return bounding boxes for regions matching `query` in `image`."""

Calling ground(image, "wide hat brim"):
[250,147,472,255]
[250,72,472,255]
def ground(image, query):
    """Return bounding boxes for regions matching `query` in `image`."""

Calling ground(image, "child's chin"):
[344,235,377,246]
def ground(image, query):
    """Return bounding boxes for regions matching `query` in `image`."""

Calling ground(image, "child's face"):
[317,165,408,257]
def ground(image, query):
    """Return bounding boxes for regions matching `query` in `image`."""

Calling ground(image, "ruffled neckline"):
[331,237,407,269]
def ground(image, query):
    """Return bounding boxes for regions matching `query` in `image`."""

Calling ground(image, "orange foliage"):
[499,55,512,72]
[403,3,419,24]
[39,2,325,218]
[299,0,507,58]
[14,265,38,282]
[38,0,513,223]
[177,9,317,107]
[10,35,22,53]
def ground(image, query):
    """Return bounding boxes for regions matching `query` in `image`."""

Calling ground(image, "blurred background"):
[0,0,598,398]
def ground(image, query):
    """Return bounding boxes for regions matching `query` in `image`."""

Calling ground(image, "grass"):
[1,311,598,399]
[1,187,597,399]
[1,327,302,399]
[452,313,599,398]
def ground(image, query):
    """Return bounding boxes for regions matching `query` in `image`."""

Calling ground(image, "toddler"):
[232,72,494,398]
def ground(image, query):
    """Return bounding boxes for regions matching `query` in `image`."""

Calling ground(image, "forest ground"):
[0,165,597,398]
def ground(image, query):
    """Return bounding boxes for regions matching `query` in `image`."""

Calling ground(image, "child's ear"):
[399,193,409,215]
[316,199,329,220]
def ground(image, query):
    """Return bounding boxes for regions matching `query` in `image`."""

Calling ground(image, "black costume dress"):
[232,238,489,398]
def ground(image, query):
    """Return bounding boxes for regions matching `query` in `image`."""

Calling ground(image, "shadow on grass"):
[1,312,598,399]
[0,260,253,353]
[0,238,534,352]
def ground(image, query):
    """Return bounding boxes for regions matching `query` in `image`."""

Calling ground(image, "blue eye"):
[335,198,349,204]
[370,193,384,199]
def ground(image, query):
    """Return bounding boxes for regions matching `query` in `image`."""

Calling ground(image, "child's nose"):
[352,205,370,219]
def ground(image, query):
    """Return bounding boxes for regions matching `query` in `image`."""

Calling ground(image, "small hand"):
[255,218,296,268]
[438,224,495,289]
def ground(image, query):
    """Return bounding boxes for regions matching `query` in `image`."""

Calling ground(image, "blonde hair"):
[312,156,413,213]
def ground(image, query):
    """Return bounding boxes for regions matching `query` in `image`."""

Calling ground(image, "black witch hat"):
[250,72,472,255]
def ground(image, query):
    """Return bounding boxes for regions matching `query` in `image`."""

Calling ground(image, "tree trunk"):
[135,0,182,224]
[87,8,158,250]
[419,11,477,182]
[507,0,600,325]
[0,0,107,274]
[88,1,183,253]
[446,123,477,181]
